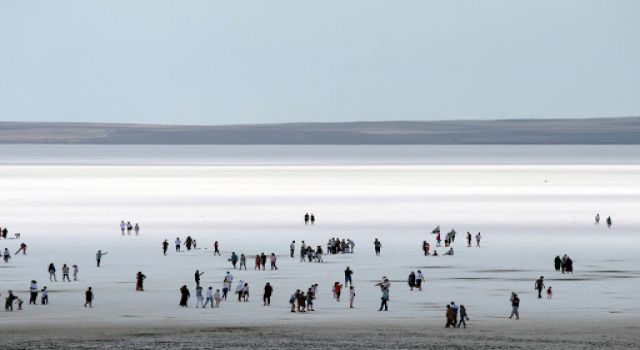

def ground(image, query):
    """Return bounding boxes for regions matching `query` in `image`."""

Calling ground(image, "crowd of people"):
[554,254,574,274]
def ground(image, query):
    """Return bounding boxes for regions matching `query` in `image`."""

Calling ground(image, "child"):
[204,287,214,308]
[41,287,49,305]
[16,297,23,310]
[214,289,221,307]
[349,286,355,308]
[547,286,553,299]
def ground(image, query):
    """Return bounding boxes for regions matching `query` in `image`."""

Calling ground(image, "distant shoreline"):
[1,117,639,144]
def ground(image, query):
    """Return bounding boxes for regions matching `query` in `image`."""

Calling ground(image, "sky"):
[0,0,639,125]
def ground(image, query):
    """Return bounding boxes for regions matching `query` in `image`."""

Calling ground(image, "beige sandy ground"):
[1,317,638,349]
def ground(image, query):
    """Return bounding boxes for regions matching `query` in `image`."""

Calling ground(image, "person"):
[290,241,295,258]
[214,241,220,255]
[297,291,306,312]
[5,290,17,311]
[444,247,454,255]
[290,290,298,312]
[162,240,169,255]
[84,287,94,308]
[379,285,389,311]
[126,221,133,235]
[254,254,261,270]
[450,302,459,325]
[214,289,221,307]
[72,264,79,281]
[535,276,545,299]
[195,286,204,308]
[509,292,520,319]
[96,250,108,267]
[260,252,267,270]
[554,256,562,271]
[15,242,27,255]
[134,223,140,235]
[175,237,181,252]
[316,246,323,262]
[120,220,126,235]
[408,271,416,291]
[415,270,424,291]
[263,282,273,306]
[344,267,353,287]
[433,250,438,256]
[373,238,382,256]
[3,248,10,263]
[606,216,612,228]
[230,252,238,269]
[475,232,481,247]
[595,213,600,225]
[41,286,49,305]
[310,214,315,225]
[306,287,315,311]
[561,254,568,273]
[48,263,57,281]
[204,286,214,308]
[179,285,190,307]
[243,282,250,302]
[466,232,472,247]
[239,254,247,270]
[565,256,574,273]
[270,253,278,270]
[16,297,23,310]
[185,236,193,250]
[333,282,342,301]
[304,213,310,225]
[136,271,146,291]
[458,305,469,328]
[547,286,553,299]
[194,270,204,288]
[436,232,442,247]
[445,305,455,328]
[422,241,429,255]
[29,280,38,305]
[62,264,70,282]
[431,226,440,235]
[349,286,355,308]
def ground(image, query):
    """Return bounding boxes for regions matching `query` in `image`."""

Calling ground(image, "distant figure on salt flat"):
[204,286,214,308]
[289,240,295,258]
[126,221,133,235]
[179,285,190,307]
[373,238,382,256]
[41,286,48,304]
[547,286,553,299]
[509,292,520,319]
[48,263,57,281]
[416,270,424,291]
[15,242,27,255]
[214,241,220,255]
[175,237,181,252]
[304,213,310,225]
[3,248,10,263]
[96,250,108,267]
[408,271,416,291]
[595,213,600,225]
[136,271,146,291]
[162,239,169,255]
[349,286,355,308]
[260,252,267,270]
[554,255,562,271]
[422,241,430,256]
[270,253,278,270]
[195,286,204,308]
[5,290,17,311]
[185,236,193,250]
[194,270,204,288]
[134,223,140,235]
[444,247,454,255]
[436,232,442,247]
[239,254,247,270]
[535,276,545,299]
[458,305,469,328]
[475,232,481,247]
[120,220,126,235]
[62,264,70,282]
[431,226,440,235]
[72,264,79,281]
[263,282,273,306]
[84,287,94,308]
[344,267,354,287]
[376,278,390,311]
[606,216,612,228]
[230,252,238,269]
[29,280,38,305]
[310,213,315,225]
[466,232,472,247]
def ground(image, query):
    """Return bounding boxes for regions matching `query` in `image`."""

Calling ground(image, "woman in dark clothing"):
[179,285,190,307]
[136,271,146,291]
[554,256,562,271]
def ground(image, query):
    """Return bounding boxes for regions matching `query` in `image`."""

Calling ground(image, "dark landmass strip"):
[1,117,639,144]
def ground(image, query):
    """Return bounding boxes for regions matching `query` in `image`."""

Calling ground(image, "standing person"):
[179,285,190,307]
[466,232,472,247]
[72,264,79,281]
[260,252,267,270]
[204,286,214,308]
[15,243,27,255]
[213,241,220,255]
[547,286,553,299]
[378,284,389,311]
[41,286,49,305]
[194,270,204,288]
[535,276,545,299]
[458,305,469,328]
[270,253,278,270]
[62,264,70,282]
[606,216,612,228]
[349,286,356,308]
[445,305,455,328]
[290,241,295,258]
[84,287,94,308]
[135,271,146,291]
[373,238,382,256]
[310,214,315,225]
[263,282,273,306]
[344,267,353,287]
[475,232,481,247]
[96,250,108,267]
[230,252,238,269]
[407,271,416,291]
[5,290,16,311]
[48,263,57,281]
[162,240,169,255]
[509,292,520,319]
[120,220,126,235]
[554,256,562,271]
[304,213,310,225]
[3,248,10,263]
[185,236,193,250]
[239,254,247,270]
[134,223,140,235]
[333,282,343,301]
[415,270,424,291]
[254,254,261,270]
[422,241,429,256]
[290,290,299,312]
[175,237,181,252]
[450,302,459,325]
[126,221,133,235]
[306,287,315,311]
[242,283,250,302]
[436,232,442,247]
[29,280,38,305]
[214,289,221,307]
[595,213,600,225]
[195,286,204,308]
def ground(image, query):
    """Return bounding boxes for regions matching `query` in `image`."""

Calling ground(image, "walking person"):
[175,237,181,252]
[263,282,273,306]
[270,253,278,270]
[239,254,247,270]
[48,263,57,282]
[373,238,382,256]
[344,267,353,287]
[3,248,10,263]
[554,255,562,271]
[214,241,220,255]
[595,213,600,225]
[457,305,469,328]
[204,287,214,308]
[445,305,455,328]
[120,220,126,235]
[41,286,49,305]
[509,292,520,319]
[304,213,310,225]
[415,270,424,291]
[162,240,169,255]
[179,285,190,307]
[29,280,38,305]
[349,286,355,308]
[195,286,204,308]
[126,221,133,235]
[475,232,481,247]
[466,232,472,247]
[84,287,94,308]
[136,271,146,291]
[378,285,389,311]
[290,241,295,258]
[606,216,612,228]
[310,214,315,225]
[408,271,416,291]
[134,223,140,235]
[96,250,108,267]
[214,289,221,307]
[230,252,238,269]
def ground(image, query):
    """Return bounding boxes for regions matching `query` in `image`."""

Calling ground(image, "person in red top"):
[333,282,343,301]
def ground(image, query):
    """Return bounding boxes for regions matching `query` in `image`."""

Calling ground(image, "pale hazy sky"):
[1,0,639,125]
